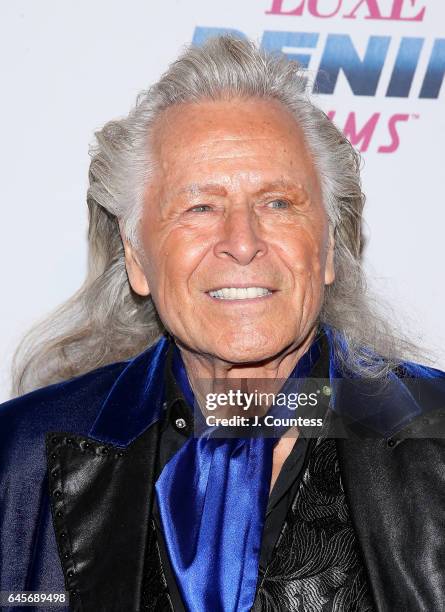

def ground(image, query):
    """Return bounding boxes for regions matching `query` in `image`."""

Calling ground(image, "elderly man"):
[1,35,445,612]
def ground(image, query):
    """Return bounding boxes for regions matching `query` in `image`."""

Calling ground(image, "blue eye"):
[268,199,289,209]
[189,204,212,213]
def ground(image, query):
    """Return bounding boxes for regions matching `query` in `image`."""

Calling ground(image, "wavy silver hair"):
[11,35,421,397]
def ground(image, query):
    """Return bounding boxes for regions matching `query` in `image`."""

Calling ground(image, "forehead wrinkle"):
[196,135,275,142]
[192,135,283,153]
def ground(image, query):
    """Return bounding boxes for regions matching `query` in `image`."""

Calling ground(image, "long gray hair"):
[10,35,421,397]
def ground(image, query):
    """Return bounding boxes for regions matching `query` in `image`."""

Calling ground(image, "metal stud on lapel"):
[175,418,187,429]
[322,385,332,397]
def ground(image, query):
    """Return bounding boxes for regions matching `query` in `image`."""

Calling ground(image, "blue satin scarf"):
[155,337,321,612]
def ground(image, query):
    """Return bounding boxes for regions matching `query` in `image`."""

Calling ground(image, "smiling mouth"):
[207,287,273,300]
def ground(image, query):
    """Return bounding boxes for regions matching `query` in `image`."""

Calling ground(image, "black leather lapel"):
[336,436,445,612]
[45,422,170,612]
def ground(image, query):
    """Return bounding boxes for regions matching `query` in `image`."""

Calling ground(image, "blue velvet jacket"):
[1,330,445,612]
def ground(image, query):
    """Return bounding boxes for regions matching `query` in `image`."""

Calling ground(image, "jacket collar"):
[322,325,420,438]
[323,325,445,437]
[88,333,170,447]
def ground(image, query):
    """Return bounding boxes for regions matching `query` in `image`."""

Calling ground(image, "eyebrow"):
[177,183,228,197]
[254,180,304,196]
[176,179,303,199]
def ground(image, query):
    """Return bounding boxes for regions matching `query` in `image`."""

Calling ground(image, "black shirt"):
[152,332,331,610]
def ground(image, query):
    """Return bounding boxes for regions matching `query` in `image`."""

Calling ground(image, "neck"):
[175,325,319,409]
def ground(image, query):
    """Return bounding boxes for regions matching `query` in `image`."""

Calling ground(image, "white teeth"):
[208,287,272,300]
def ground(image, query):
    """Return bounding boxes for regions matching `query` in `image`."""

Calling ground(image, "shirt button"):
[175,418,187,429]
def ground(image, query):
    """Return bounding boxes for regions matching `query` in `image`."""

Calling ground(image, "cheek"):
[146,230,208,300]
[281,228,326,282]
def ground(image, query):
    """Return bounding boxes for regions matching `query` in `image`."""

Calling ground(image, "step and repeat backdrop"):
[1,0,444,399]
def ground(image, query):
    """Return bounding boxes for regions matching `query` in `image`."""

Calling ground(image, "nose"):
[213,204,268,265]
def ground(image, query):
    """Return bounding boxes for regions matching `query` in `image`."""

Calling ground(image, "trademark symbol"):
[411,113,420,120]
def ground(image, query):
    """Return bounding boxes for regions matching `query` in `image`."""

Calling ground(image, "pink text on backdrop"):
[327,111,410,153]
[266,0,426,21]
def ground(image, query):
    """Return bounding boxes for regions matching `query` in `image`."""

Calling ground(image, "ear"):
[119,222,150,296]
[324,227,335,286]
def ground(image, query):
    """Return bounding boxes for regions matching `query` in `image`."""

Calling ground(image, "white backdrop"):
[1,0,444,401]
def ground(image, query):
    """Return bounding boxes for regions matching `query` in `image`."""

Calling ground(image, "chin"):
[207,331,286,365]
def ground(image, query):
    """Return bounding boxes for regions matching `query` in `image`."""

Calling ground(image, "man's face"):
[126,97,335,364]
